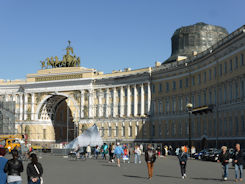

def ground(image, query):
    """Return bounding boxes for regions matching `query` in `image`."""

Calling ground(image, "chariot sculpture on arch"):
[40,40,81,69]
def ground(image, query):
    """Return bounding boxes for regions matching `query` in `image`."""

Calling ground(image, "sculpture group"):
[40,41,81,69]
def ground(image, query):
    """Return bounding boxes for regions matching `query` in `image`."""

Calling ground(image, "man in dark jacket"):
[233,144,243,182]
[178,146,188,179]
[218,146,230,181]
[145,144,156,180]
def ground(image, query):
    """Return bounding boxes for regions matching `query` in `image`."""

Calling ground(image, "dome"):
[163,22,229,64]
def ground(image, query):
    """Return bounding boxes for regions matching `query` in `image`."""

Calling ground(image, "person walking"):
[27,153,43,184]
[102,143,108,160]
[123,145,130,163]
[86,145,91,158]
[114,143,124,167]
[4,150,24,184]
[95,145,100,159]
[178,146,188,179]
[233,143,243,182]
[218,146,230,181]
[134,145,141,164]
[145,144,156,180]
[0,148,8,184]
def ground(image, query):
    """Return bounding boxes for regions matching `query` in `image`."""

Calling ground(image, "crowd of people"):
[0,148,43,184]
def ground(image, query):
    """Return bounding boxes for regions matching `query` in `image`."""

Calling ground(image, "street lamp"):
[186,103,193,150]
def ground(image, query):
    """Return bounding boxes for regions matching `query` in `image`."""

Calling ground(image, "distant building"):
[0,23,245,149]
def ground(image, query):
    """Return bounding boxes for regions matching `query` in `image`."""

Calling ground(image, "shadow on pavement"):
[123,175,146,179]
[191,177,222,181]
[156,174,180,179]
[101,164,118,167]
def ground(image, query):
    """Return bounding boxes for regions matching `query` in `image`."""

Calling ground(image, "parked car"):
[208,149,221,162]
[202,148,217,161]
[193,149,208,160]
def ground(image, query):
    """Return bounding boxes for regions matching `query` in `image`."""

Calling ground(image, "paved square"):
[16,153,241,184]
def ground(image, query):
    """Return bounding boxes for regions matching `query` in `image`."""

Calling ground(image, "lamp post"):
[186,103,193,151]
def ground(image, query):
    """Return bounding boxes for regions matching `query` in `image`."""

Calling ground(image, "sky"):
[0,0,244,80]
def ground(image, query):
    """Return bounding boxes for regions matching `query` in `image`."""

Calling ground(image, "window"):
[224,62,227,74]
[185,78,189,88]
[166,82,169,92]
[235,56,238,69]
[151,124,155,137]
[235,82,238,99]
[172,97,176,112]
[108,127,112,137]
[101,127,105,137]
[136,125,139,136]
[235,116,239,135]
[219,88,223,104]
[242,115,245,134]
[152,84,155,94]
[209,90,212,104]
[159,84,162,92]
[129,126,132,137]
[203,91,206,105]
[209,69,212,80]
[192,95,195,107]
[241,80,245,98]
[224,118,228,136]
[124,88,127,96]
[158,101,162,115]
[179,97,183,111]
[230,83,233,101]
[198,74,201,84]
[219,64,222,76]
[165,121,169,136]
[192,76,195,86]
[179,80,182,89]
[241,53,244,66]
[115,126,119,137]
[173,81,176,90]
[165,98,169,113]
[198,94,201,106]
[229,117,233,135]
[122,126,125,137]
[214,89,217,104]
[224,85,227,103]
[204,72,206,82]
[158,123,162,137]
[230,59,233,72]
[214,67,217,79]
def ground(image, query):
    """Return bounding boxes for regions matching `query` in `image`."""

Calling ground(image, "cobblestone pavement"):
[14,154,242,184]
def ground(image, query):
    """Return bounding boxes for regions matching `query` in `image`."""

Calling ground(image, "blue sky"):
[0,0,244,80]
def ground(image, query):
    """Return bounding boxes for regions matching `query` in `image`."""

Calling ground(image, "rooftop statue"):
[40,41,81,69]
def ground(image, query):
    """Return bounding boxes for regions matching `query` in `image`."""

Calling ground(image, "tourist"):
[114,143,124,167]
[123,145,130,163]
[102,143,108,160]
[217,146,230,181]
[4,150,24,184]
[175,147,180,156]
[134,145,141,164]
[27,153,43,184]
[178,146,188,179]
[191,146,196,158]
[86,145,91,158]
[0,148,8,184]
[95,145,100,159]
[145,144,156,180]
[233,143,243,182]
[108,144,113,163]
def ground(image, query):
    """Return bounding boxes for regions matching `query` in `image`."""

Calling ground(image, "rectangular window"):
[179,79,182,89]
[219,88,222,104]
[192,95,195,107]
[230,83,233,101]
[198,94,201,106]
[185,78,189,88]
[136,125,139,136]
[209,91,212,104]
[214,89,217,104]
[204,72,206,82]
[166,82,169,92]
[122,126,125,137]
[152,124,155,137]
[192,76,195,86]
[115,126,119,137]
[124,88,127,96]
[209,69,212,80]
[235,82,238,99]
[158,123,162,136]
[235,56,238,69]
[219,118,223,136]
[101,127,105,137]
[235,117,239,135]
[159,84,162,92]
[108,127,112,137]
[224,62,227,74]
[214,67,217,79]
[172,97,176,112]
[203,91,206,105]
[152,84,155,94]
[241,80,245,98]
[173,81,176,90]
[129,126,132,137]
[241,53,244,66]
[230,59,233,72]
[165,121,169,136]
[224,85,227,103]
[229,117,233,136]
[219,64,222,76]
[198,74,201,84]
[224,118,228,136]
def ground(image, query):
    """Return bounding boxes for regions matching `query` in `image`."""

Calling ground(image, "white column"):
[113,88,117,117]
[31,93,35,120]
[147,82,151,114]
[5,94,8,101]
[134,85,138,116]
[98,89,103,117]
[120,86,124,117]
[141,83,145,116]
[80,90,85,118]
[24,93,28,120]
[127,85,131,117]
[106,88,110,117]
[88,89,94,118]
[19,94,23,121]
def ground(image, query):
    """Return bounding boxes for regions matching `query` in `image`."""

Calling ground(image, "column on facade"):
[98,89,103,117]
[147,82,151,114]
[19,93,23,121]
[106,88,110,117]
[88,89,94,118]
[5,94,8,101]
[120,86,124,117]
[134,84,138,116]
[24,93,28,120]
[127,85,131,117]
[31,93,35,120]
[113,87,117,117]
[141,83,145,116]
[80,90,85,118]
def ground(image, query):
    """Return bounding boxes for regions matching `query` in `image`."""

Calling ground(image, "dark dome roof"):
[163,22,228,64]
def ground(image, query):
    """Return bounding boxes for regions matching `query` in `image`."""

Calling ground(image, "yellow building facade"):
[0,23,245,149]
